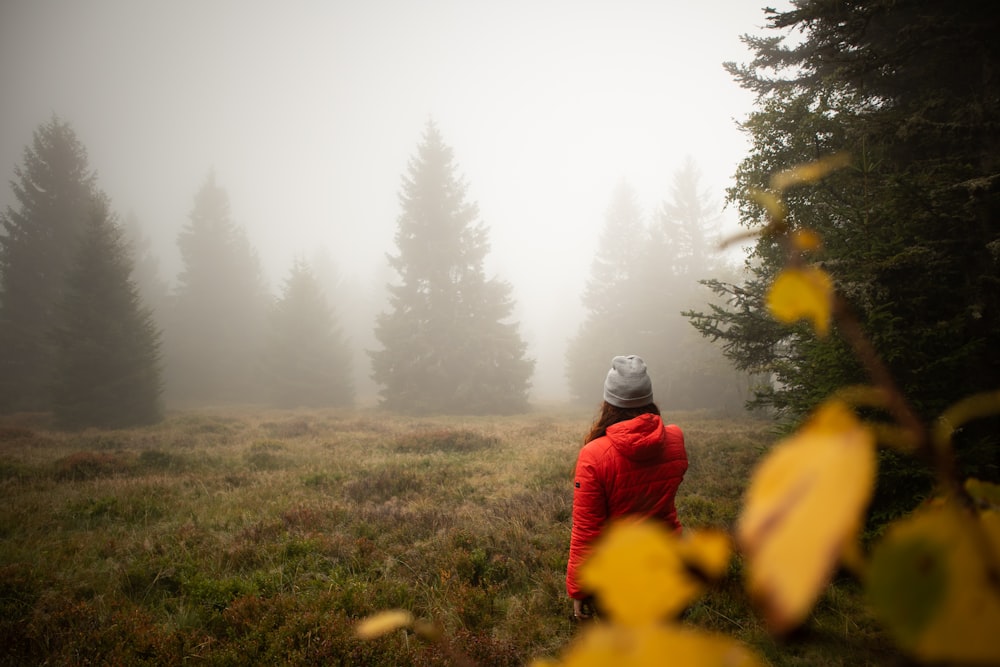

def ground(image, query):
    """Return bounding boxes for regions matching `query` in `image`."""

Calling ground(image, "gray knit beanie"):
[603,355,654,408]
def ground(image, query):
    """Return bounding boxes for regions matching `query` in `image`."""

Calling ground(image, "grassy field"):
[0,406,900,665]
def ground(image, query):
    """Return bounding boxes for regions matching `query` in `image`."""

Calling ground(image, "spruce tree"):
[565,182,646,405]
[686,89,861,416]
[312,246,383,404]
[710,1,1000,420]
[166,172,271,404]
[122,211,170,327]
[51,196,163,428]
[263,258,353,408]
[643,160,745,410]
[567,168,748,410]
[0,116,97,412]
[688,0,1000,519]
[371,121,534,414]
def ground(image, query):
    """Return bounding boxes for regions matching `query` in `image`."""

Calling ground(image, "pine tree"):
[166,172,271,404]
[122,211,170,327]
[567,168,748,410]
[687,89,862,416]
[653,158,720,279]
[0,116,97,412]
[644,160,745,410]
[263,258,353,408]
[688,0,1000,520]
[51,196,163,428]
[371,121,534,414]
[312,245,383,404]
[565,182,647,405]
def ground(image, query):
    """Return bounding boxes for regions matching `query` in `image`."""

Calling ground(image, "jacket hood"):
[605,413,667,462]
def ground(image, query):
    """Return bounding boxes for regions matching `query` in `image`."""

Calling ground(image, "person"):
[566,354,688,621]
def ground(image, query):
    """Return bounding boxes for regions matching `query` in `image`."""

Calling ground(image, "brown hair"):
[584,401,660,444]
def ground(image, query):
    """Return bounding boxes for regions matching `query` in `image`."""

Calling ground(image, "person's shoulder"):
[579,434,614,460]
[663,423,685,442]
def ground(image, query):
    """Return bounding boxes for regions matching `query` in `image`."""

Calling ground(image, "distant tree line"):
[0,114,750,427]
[0,117,358,426]
[0,118,541,424]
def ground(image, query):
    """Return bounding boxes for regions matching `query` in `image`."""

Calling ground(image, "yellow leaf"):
[579,521,708,626]
[355,609,413,639]
[966,478,1000,508]
[790,229,822,252]
[546,624,767,667]
[933,390,1000,455]
[749,188,787,222]
[737,400,876,632]
[769,153,851,191]
[766,267,834,336]
[676,529,732,579]
[867,502,1000,664]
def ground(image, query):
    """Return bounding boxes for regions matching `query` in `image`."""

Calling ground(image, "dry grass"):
[0,406,897,665]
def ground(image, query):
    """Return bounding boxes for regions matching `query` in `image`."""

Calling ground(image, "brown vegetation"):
[0,408,893,665]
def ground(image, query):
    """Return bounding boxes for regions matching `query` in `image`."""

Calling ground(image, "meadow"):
[0,407,899,665]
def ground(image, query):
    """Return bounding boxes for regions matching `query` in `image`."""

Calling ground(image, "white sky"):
[0,0,774,399]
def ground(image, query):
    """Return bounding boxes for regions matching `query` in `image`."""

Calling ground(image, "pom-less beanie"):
[603,355,654,408]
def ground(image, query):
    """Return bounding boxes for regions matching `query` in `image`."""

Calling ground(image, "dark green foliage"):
[166,172,271,404]
[371,121,534,414]
[0,116,98,413]
[687,0,1000,520]
[262,259,353,407]
[51,196,163,428]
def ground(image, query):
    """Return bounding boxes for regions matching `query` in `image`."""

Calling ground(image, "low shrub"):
[52,450,136,481]
[391,428,499,454]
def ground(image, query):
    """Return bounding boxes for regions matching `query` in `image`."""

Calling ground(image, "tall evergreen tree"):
[565,182,646,405]
[652,158,720,280]
[567,168,748,410]
[0,116,97,412]
[51,196,163,428]
[122,211,170,327]
[643,161,745,410]
[687,0,1000,518]
[311,245,383,404]
[263,258,353,408]
[687,89,860,416]
[166,172,271,404]
[371,121,534,414]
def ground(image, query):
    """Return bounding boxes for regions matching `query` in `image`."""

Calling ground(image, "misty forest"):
[2,1,999,665]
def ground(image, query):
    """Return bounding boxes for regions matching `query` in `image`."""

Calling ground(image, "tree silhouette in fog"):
[312,245,385,404]
[641,159,744,410]
[122,211,170,329]
[166,172,270,404]
[565,182,647,404]
[567,164,747,410]
[371,121,534,414]
[51,196,163,428]
[263,258,353,408]
[0,117,98,413]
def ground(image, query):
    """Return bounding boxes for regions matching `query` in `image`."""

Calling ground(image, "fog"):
[1,1,770,403]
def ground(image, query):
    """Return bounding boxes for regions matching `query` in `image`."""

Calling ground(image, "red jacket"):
[566,413,688,599]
